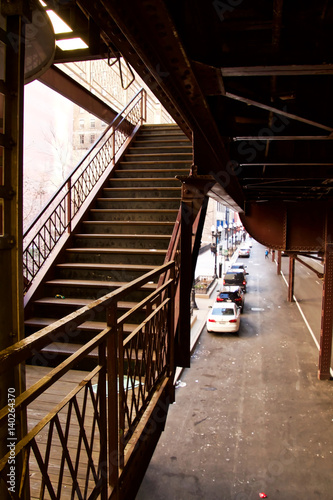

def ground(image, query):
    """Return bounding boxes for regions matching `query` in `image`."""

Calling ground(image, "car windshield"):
[212,307,234,315]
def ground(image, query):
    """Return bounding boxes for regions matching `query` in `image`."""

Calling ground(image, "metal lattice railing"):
[0,261,175,499]
[23,89,146,295]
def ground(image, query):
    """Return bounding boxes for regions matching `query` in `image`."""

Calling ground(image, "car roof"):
[213,301,236,308]
[220,285,241,292]
[225,269,245,275]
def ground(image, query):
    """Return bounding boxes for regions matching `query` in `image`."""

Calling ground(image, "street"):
[137,239,333,500]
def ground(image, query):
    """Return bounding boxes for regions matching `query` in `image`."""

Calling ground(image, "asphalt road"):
[136,239,333,500]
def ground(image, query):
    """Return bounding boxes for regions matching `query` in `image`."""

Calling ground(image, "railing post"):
[142,89,147,124]
[98,342,108,500]
[111,126,116,167]
[168,264,175,383]
[117,324,125,470]
[67,179,71,233]
[106,300,119,491]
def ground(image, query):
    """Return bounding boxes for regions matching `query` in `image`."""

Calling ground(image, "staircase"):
[24,124,192,365]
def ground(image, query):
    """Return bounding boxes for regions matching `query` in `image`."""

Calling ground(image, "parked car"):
[216,285,245,311]
[206,302,241,334]
[230,263,248,274]
[223,270,247,292]
[239,247,251,258]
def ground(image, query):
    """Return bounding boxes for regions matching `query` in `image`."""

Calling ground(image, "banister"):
[0,260,174,374]
[23,88,145,240]
[23,88,146,295]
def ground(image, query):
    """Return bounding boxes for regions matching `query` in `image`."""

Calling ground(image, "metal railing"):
[0,261,175,499]
[23,89,147,296]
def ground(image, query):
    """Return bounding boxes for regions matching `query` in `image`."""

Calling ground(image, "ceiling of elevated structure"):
[43,0,333,251]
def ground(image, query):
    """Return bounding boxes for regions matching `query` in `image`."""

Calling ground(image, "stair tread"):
[44,279,157,289]
[75,233,170,239]
[103,187,180,190]
[66,247,166,255]
[34,297,138,308]
[57,262,157,270]
[118,160,190,165]
[109,177,181,182]
[96,197,180,202]
[41,342,155,360]
[81,220,174,225]
[25,318,136,332]
[90,208,178,213]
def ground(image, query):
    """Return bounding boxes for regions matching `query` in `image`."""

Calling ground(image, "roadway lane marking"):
[280,270,333,378]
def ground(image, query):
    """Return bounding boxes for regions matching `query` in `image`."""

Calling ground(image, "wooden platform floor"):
[26,365,103,500]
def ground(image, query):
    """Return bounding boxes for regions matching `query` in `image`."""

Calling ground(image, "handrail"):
[23,88,147,296]
[0,261,175,498]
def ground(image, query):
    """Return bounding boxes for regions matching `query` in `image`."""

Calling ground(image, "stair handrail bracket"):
[0,261,175,499]
[23,89,147,301]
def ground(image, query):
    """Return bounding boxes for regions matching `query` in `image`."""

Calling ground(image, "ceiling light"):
[56,38,88,51]
[46,10,72,34]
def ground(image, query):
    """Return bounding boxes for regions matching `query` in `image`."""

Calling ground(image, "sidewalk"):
[175,245,241,382]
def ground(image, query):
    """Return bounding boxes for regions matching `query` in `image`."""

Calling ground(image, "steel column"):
[277,250,282,275]
[0,8,28,500]
[288,255,295,302]
[177,175,213,368]
[318,243,333,380]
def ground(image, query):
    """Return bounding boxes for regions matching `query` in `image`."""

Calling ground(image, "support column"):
[288,255,295,302]
[176,172,214,368]
[277,250,282,275]
[0,7,27,499]
[318,243,333,380]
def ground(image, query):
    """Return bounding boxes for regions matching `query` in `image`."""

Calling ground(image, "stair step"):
[43,278,156,301]
[102,187,181,198]
[108,178,181,188]
[34,297,139,309]
[122,153,192,162]
[89,208,178,222]
[80,220,174,235]
[117,160,190,170]
[74,234,170,249]
[40,342,156,363]
[127,146,192,154]
[56,262,157,272]
[114,168,189,178]
[133,138,191,146]
[65,247,166,265]
[95,197,180,209]
[25,318,135,334]
[44,279,157,290]
[66,247,166,256]
[55,262,159,282]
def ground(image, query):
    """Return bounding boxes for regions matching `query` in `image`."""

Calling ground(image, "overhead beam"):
[221,64,333,77]
[38,65,119,123]
[233,136,333,141]
[225,92,333,133]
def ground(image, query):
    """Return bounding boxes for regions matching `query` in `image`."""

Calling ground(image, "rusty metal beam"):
[288,255,295,302]
[294,256,324,279]
[318,243,333,380]
[225,92,333,133]
[221,64,333,77]
[39,65,119,123]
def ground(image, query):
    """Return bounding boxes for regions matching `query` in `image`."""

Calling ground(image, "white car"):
[239,247,250,258]
[206,302,241,334]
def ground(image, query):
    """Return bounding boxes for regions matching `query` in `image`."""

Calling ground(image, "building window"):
[79,119,84,129]
[90,134,95,144]
[79,134,84,144]
[90,118,95,128]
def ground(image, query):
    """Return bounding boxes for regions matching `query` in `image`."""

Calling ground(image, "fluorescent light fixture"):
[46,10,73,34]
[56,38,88,51]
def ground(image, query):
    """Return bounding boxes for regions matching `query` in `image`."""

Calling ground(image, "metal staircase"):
[24,124,192,365]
